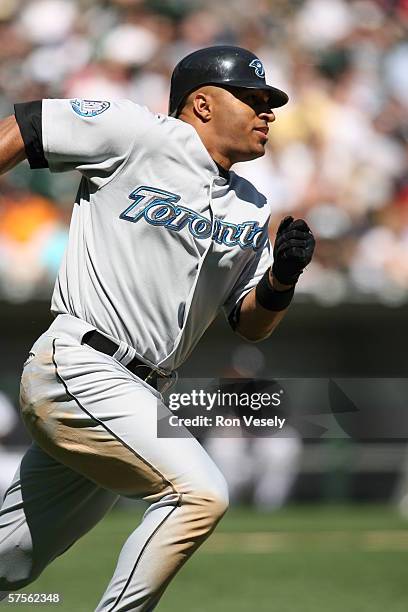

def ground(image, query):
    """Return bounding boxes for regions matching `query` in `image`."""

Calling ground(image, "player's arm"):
[0,115,26,175]
[2,99,151,181]
[235,274,293,342]
[235,216,315,342]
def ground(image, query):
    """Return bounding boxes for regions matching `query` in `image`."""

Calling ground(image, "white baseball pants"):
[0,314,228,611]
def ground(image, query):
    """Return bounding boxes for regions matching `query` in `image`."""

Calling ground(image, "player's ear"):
[193,92,212,123]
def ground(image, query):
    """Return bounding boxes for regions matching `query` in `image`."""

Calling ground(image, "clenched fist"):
[270,216,315,286]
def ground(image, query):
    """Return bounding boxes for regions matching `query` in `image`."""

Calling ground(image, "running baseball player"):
[0,46,315,610]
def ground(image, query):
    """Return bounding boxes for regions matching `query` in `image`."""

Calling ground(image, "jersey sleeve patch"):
[70,99,111,117]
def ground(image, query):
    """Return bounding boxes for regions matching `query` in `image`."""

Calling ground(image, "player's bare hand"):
[269,215,315,286]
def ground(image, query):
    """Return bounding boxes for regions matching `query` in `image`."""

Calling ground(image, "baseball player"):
[0,46,315,610]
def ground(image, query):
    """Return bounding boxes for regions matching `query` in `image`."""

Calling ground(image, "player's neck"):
[214,161,230,180]
[208,151,231,173]
[197,134,232,172]
[181,116,232,172]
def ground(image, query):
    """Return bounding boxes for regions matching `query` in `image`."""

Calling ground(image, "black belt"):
[81,330,159,388]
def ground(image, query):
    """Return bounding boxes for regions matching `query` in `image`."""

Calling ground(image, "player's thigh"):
[0,442,117,577]
[20,333,226,501]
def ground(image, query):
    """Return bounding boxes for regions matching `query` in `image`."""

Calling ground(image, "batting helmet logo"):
[249,59,265,78]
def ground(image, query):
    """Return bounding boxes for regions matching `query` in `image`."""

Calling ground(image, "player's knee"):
[0,538,38,591]
[0,563,39,592]
[208,487,229,524]
[193,476,229,527]
[0,569,38,592]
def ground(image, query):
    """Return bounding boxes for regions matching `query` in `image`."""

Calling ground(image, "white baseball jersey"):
[15,98,272,371]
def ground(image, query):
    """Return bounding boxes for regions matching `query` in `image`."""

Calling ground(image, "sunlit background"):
[0,0,407,303]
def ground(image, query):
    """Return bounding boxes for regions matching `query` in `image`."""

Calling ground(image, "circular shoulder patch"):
[70,99,111,117]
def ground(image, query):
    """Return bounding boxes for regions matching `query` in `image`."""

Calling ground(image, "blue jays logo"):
[249,59,265,79]
[119,186,267,252]
[70,99,110,117]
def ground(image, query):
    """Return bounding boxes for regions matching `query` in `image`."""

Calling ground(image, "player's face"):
[212,86,276,164]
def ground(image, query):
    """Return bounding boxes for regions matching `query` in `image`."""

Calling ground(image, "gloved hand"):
[270,216,315,286]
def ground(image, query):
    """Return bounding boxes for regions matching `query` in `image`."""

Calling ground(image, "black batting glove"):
[271,216,315,286]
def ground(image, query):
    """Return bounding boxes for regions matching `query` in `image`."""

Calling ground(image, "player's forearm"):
[236,273,293,342]
[0,115,26,175]
[237,215,316,341]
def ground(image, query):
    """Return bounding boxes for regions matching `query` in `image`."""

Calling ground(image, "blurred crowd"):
[0,0,407,303]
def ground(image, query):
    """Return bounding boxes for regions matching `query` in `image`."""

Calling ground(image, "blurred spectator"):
[0,186,68,301]
[204,347,302,510]
[206,431,302,510]
[0,0,406,304]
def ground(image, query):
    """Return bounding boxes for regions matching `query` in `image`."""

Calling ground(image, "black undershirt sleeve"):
[14,100,48,169]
